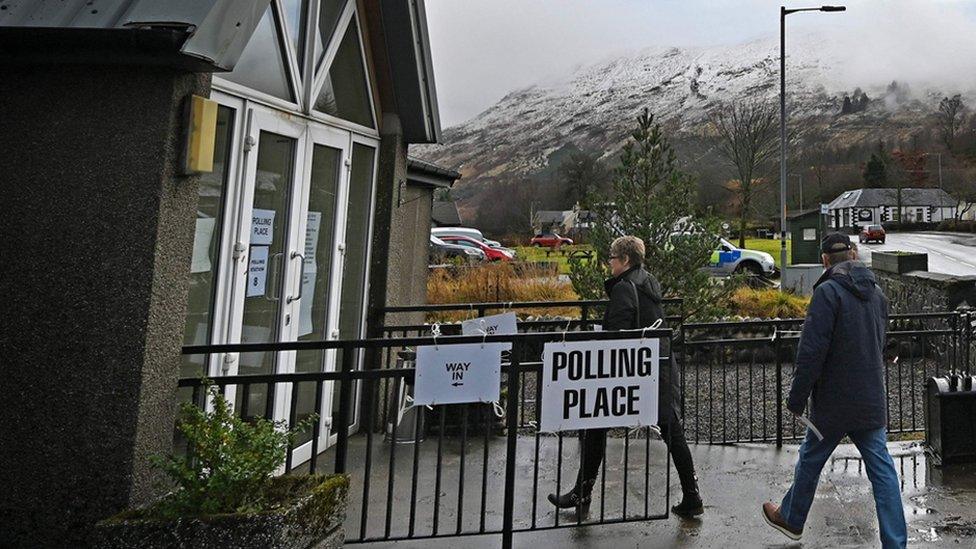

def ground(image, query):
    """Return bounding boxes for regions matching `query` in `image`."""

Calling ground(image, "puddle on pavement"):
[914,527,941,543]
[828,451,928,492]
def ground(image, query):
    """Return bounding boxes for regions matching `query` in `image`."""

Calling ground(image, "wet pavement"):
[323,435,976,548]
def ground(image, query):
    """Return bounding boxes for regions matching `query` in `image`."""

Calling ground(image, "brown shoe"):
[762,502,802,541]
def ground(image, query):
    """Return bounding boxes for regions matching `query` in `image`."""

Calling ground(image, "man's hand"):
[785,399,804,417]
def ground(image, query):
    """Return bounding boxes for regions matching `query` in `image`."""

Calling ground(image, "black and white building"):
[826,188,957,231]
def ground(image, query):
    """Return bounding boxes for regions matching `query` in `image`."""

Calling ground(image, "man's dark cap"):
[821,232,852,254]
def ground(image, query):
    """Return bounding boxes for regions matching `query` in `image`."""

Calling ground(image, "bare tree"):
[710,100,780,247]
[938,95,965,151]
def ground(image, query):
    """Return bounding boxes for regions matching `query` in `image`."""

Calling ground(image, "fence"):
[376,302,975,444]
[180,302,975,546]
[180,329,675,548]
[680,312,970,446]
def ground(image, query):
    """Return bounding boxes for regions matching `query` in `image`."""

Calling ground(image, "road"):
[852,231,976,276]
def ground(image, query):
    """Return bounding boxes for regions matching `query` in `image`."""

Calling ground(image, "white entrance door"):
[223,106,308,423]
[286,124,351,464]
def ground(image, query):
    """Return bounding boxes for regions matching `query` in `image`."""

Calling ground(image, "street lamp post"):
[923,152,943,189]
[790,173,803,210]
[780,5,845,279]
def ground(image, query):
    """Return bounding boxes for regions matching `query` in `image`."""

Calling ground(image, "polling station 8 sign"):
[539,338,659,432]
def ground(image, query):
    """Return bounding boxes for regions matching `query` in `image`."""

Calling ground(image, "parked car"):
[429,235,484,264]
[439,235,514,261]
[707,238,776,277]
[530,232,573,248]
[431,227,502,248]
[859,224,886,244]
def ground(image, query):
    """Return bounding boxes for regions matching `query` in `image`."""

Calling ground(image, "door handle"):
[265,251,284,302]
[287,251,306,304]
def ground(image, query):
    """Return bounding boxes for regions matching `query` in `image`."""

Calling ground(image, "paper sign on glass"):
[298,264,316,336]
[539,338,659,433]
[250,208,276,246]
[304,211,321,264]
[413,343,506,406]
[246,246,270,298]
[191,217,216,274]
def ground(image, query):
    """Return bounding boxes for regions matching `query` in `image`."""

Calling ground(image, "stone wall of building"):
[873,269,976,313]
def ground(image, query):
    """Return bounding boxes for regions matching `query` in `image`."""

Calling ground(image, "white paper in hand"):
[796,414,824,441]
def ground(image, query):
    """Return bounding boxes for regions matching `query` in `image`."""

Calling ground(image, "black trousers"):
[573,410,698,498]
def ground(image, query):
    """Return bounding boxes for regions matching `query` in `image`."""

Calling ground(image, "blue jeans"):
[780,427,907,549]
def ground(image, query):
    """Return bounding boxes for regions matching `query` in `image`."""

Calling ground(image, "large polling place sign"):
[413,343,506,406]
[540,338,660,432]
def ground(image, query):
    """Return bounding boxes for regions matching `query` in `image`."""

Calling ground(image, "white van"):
[431,227,502,248]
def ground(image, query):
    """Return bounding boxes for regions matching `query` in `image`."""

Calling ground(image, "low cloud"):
[425,0,976,127]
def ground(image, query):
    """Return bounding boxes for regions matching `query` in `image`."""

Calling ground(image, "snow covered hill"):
[414,33,974,206]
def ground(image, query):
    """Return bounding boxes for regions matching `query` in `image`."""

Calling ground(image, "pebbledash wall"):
[0,0,446,545]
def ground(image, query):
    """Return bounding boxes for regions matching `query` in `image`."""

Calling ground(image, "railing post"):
[581,303,589,329]
[775,334,783,448]
[501,341,520,549]
[335,343,355,474]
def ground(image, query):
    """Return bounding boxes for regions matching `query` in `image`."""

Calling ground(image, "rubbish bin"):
[925,374,976,465]
[386,350,425,444]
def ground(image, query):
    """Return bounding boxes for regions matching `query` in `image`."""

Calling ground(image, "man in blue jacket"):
[762,233,906,548]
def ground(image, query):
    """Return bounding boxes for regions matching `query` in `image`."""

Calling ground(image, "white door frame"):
[287,123,351,465]
[222,104,308,418]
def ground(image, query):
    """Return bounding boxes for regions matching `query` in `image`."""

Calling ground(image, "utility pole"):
[780,5,845,282]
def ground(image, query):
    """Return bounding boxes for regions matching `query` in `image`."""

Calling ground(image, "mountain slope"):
[415,34,974,213]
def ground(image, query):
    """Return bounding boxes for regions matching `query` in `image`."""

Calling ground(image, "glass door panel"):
[238,130,298,418]
[181,105,236,379]
[293,143,343,447]
[331,142,376,426]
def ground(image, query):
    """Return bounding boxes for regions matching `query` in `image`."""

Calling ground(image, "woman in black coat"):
[547,236,703,518]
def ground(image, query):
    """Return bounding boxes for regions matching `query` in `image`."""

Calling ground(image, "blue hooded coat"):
[786,260,889,439]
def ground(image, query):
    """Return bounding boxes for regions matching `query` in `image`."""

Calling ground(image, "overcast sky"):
[425,0,976,128]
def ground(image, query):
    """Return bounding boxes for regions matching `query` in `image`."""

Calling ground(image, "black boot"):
[671,491,703,518]
[547,479,594,514]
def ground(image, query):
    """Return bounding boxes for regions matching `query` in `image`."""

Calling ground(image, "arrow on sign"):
[452,382,464,387]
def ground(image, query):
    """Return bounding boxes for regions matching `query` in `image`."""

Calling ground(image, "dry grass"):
[729,287,811,319]
[426,263,579,323]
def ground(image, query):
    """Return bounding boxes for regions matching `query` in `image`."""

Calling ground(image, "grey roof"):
[828,188,957,209]
[432,201,462,226]
[534,210,570,224]
[0,0,270,71]
[407,157,460,188]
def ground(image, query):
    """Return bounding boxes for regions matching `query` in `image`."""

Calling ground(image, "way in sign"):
[445,362,470,385]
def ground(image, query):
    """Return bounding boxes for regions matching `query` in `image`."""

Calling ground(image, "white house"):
[827,188,957,231]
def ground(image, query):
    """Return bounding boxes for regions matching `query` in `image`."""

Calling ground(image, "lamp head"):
[820,5,846,12]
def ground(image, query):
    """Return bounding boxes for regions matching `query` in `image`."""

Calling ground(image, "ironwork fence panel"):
[181,330,674,548]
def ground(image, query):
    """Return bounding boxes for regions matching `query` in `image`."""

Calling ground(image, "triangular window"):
[222,6,294,101]
[281,0,308,75]
[314,0,348,72]
[314,18,374,128]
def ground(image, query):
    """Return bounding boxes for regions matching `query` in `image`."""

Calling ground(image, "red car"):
[530,233,573,248]
[440,235,514,261]
[859,224,886,244]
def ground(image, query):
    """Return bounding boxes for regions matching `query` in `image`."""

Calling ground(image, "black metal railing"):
[375,302,974,446]
[180,329,674,548]
[678,312,971,446]
[179,303,975,547]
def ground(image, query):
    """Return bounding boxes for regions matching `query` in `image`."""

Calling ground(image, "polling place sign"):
[413,343,506,406]
[539,338,659,432]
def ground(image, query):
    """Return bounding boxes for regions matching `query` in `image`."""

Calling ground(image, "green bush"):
[729,287,810,319]
[150,383,315,519]
[937,219,976,233]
